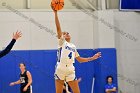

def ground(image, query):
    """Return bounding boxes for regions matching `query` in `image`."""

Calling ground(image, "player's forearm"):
[25,80,32,88]
[76,57,95,63]
[54,12,62,38]
[26,71,32,88]
[77,57,89,63]
[108,89,116,92]
[111,89,117,92]
[14,80,21,85]
[0,39,16,58]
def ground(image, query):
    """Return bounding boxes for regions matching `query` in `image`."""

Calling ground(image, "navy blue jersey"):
[20,71,29,87]
[20,71,31,93]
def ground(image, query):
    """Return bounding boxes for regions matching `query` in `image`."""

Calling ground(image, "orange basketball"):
[51,0,64,11]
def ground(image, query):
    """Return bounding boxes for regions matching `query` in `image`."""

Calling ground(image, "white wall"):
[93,10,115,48]
[93,9,140,93]
[114,11,140,93]
[106,0,119,9]
[0,10,94,50]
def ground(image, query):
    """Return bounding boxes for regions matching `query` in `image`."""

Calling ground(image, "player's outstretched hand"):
[13,31,22,40]
[92,52,101,60]
[9,82,15,86]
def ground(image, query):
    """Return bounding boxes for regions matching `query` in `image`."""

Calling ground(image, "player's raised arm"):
[0,31,22,58]
[53,10,62,39]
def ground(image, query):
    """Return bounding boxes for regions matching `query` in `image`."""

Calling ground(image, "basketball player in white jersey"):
[53,10,101,93]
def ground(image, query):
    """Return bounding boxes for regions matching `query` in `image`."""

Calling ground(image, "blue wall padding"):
[120,0,140,9]
[0,48,117,93]
[94,48,118,93]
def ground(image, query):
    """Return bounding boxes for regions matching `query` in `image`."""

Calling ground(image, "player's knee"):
[56,89,63,93]
[72,88,80,93]
[73,90,80,93]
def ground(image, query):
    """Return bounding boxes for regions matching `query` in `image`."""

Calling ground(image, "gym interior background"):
[0,0,140,93]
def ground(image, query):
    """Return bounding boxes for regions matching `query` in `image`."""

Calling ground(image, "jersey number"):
[20,77,25,83]
[68,52,72,59]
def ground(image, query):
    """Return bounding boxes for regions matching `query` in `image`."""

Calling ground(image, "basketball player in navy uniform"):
[0,31,22,58]
[10,63,32,93]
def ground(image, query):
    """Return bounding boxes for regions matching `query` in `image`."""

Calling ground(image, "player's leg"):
[66,69,80,93]
[54,71,65,93]
[68,80,80,93]
[55,80,64,93]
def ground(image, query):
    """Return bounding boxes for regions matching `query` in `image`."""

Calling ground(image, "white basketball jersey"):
[57,36,79,64]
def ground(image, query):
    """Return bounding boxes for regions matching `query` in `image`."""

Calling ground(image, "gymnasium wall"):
[0,0,119,9]
[0,11,94,49]
[114,11,140,93]
[95,10,140,93]
[0,10,118,93]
